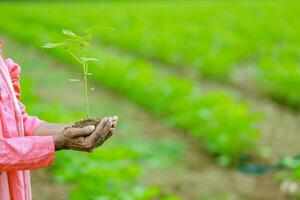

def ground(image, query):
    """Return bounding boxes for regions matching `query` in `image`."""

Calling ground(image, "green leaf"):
[41,42,66,49]
[68,79,81,82]
[80,57,98,62]
[62,29,77,38]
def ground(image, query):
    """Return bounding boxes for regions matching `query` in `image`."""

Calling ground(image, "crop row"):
[0,10,260,165]
[4,1,300,108]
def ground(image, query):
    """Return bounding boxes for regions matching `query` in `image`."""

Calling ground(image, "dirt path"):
[3,36,299,199]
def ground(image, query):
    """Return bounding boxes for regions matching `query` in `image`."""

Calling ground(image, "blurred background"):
[0,0,300,199]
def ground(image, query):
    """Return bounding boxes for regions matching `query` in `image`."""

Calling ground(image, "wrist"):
[53,134,65,151]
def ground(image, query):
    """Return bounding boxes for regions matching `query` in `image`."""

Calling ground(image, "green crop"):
[5,1,299,108]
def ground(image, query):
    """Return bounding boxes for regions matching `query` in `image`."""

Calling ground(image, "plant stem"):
[82,48,90,118]
[67,49,90,118]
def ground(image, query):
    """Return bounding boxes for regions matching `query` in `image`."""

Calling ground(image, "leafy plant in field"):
[42,29,98,118]
[0,13,261,165]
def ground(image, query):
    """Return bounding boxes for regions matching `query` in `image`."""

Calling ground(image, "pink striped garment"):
[0,40,55,200]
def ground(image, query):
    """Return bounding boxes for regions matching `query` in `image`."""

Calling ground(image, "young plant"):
[42,29,98,118]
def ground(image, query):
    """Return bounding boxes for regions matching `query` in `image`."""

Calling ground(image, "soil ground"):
[3,36,300,200]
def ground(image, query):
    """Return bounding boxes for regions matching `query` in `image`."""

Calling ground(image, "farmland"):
[2,1,300,107]
[0,1,300,199]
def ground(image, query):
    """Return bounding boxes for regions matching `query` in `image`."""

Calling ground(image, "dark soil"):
[72,118,101,128]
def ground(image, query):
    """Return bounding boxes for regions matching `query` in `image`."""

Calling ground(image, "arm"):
[5,59,70,137]
[5,58,118,141]
[0,59,55,171]
[5,58,117,149]
[34,122,71,136]
[0,118,114,172]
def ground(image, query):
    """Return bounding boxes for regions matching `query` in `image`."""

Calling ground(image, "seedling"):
[42,29,98,118]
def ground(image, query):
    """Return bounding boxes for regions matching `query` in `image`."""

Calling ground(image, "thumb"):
[64,125,95,138]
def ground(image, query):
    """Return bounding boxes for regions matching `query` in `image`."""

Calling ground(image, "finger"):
[108,117,112,124]
[64,125,95,138]
[101,120,113,139]
[112,116,118,122]
[111,123,116,128]
[104,121,116,140]
[95,136,105,147]
[89,117,110,142]
[105,132,113,140]
[102,127,114,142]
[94,126,109,147]
[111,116,118,124]
[94,121,112,147]
[105,129,114,140]
[111,117,118,128]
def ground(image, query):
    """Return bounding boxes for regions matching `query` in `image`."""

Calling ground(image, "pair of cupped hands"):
[53,116,118,152]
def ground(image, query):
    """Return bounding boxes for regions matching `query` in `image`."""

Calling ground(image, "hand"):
[92,116,118,148]
[53,116,117,152]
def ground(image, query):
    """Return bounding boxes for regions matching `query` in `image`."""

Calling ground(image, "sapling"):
[42,29,100,127]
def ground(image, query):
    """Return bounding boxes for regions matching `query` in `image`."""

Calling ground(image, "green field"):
[2,1,299,107]
[1,1,300,199]
[0,1,262,165]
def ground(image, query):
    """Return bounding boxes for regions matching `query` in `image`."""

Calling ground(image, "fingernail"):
[88,125,95,132]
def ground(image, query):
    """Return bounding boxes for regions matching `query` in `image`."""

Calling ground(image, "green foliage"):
[4,1,299,108]
[53,146,160,200]
[42,29,100,118]
[0,6,261,165]
[258,57,300,109]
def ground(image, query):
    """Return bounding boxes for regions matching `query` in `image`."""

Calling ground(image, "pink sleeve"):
[6,58,44,136]
[0,136,54,171]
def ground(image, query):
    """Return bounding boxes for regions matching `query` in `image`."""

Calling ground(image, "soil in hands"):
[72,118,101,128]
